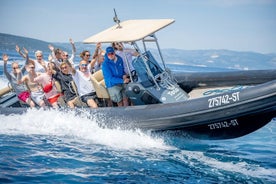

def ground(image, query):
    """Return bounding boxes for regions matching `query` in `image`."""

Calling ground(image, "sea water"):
[0,53,275,183]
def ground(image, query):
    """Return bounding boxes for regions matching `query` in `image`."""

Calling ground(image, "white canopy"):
[83,19,175,43]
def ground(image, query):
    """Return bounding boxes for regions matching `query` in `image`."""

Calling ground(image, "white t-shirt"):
[72,70,95,97]
[34,60,48,73]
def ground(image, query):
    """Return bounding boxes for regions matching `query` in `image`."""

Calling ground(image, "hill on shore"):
[0,33,55,52]
[0,33,95,54]
[1,33,276,70]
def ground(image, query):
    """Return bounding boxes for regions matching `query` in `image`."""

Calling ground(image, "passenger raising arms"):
[48,44,63,69]
[18,50,45,107]
[50,62,78,108]
[15,45,47,73]
[2,53,35,107]
[62,38,76,66]
[71,60,98,108]
[90,42,105,73]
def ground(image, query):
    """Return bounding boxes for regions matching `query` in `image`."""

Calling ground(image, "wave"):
[0,108,275,183]
[172,149,276,182]
[0,108,171,150]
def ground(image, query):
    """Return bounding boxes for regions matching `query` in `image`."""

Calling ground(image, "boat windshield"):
[133,51,163,87]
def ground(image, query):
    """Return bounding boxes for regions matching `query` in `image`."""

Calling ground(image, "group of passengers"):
[2,39,139,109]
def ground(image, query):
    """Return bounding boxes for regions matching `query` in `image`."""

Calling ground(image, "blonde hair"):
[60,61,72,68]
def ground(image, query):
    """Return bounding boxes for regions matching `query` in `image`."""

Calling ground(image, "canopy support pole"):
[152,34,166,70]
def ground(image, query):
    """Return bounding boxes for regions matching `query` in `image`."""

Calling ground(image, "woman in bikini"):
[34,62,61,108]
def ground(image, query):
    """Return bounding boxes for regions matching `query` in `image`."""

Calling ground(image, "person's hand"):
[2,54,8,63]
[23,47,29,55]
[124,78,130,84]
[15,68,21,74]
[70,38,76,53]
[119,42,124,49]
[69,38,74,45]
[96,42,101,49]
[48,44,54,51]
[48,54,53,62]
[123,75,130,83]
[15,45,20,53]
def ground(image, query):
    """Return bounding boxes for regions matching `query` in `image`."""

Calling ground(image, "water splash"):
[0,108,171,150]
[0,76,8,87]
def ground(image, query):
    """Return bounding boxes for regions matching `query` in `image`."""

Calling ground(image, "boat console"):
[126,51,189,105]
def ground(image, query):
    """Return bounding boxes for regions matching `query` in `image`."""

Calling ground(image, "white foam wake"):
[176,150,276,181]
[0,108,171,150]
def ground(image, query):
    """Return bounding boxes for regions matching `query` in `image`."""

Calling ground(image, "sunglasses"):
[13,67,19,69]
[85,54,90,57]
[81,64,88,67]
[61,66,68,70]
[108,52,115,56]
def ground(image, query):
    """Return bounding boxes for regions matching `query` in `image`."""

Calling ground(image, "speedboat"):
[1,18,276,140]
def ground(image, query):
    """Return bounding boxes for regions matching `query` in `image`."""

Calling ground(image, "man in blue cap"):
[102,46,130,106]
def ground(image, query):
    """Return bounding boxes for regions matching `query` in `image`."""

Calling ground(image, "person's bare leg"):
[39,100,45,107]
[107,99,113,107]
[51,102,59,108]
[26,98,35,108]
[123,97,129,106]
[87,99,98,108]
[117,100,123,107]
[67,98,76,108]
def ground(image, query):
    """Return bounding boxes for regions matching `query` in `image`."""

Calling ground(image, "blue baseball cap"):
[106,46,114,54]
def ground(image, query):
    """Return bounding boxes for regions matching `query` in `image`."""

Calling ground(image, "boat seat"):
[69,81,88,107]
[91,70,110,99]
[0,86,12,97]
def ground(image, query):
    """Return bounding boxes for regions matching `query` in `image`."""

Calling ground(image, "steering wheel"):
[154,73,162,82]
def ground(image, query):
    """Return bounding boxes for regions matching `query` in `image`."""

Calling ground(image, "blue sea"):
[0,51,275,183]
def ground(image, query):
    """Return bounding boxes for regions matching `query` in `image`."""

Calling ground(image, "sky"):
[0,0,276,53]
